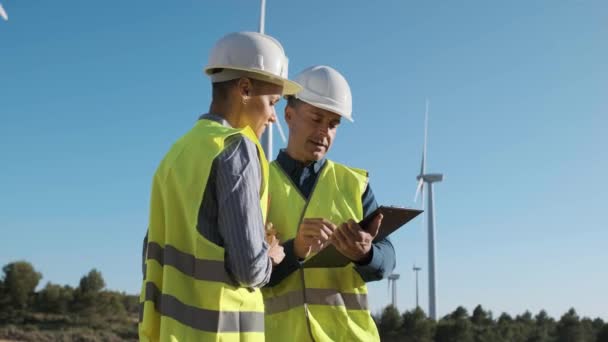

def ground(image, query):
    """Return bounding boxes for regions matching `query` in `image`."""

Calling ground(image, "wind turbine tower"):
[414,100,444,320]
[413,265,421,309]
[258,0,275,159]
[387,273,400,309]
[257,0,289,158]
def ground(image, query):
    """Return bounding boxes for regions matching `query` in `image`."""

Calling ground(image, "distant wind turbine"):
[413,99,444,320]
[387,273,400,309]
[256,0,289,153]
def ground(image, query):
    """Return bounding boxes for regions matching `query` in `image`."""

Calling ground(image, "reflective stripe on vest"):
[145,242,236,285]
[139,119,269,341]
[264,288,368,315]
[143,282,265,333]
[263,160,380,342]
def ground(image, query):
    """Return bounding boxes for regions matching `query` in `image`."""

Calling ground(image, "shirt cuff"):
[283,239,304,267]
[265,238,303,287]
[355,244,383,271]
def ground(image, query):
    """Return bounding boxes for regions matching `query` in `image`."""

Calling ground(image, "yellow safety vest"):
[139,118,269,342]
[262,160,380,342]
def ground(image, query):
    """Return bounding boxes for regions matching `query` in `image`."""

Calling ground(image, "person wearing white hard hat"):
[261,65,394,341]
[139,31,301,342]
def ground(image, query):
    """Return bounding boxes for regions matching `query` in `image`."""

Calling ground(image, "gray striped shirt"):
[141,114,271,288]
[196,113,271,288]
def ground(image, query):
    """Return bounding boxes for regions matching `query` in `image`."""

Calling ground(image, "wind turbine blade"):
[420,183,425,226]
[275,117,287,144]
[420,180,425,211]
[413,178,424,202]
[422,99,429,175]
[0,3,8,21]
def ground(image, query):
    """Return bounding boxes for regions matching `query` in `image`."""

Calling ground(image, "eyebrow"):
[310,110,323,116]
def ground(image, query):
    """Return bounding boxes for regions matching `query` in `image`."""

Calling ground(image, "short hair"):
[285,96,303,109]
[212,77,267,102]
[211,78,239,102]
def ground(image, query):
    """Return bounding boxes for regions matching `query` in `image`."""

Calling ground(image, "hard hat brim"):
[295,98,355,122]
[204,65,302,96]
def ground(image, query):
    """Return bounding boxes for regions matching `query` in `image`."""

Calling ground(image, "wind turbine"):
[258,0,275,158]
[0,3,8,21]
[387,273,400,309]
[413,99,444,320]
[257,0,290,156]
[412,264,421,309]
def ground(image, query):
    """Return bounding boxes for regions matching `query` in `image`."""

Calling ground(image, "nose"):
[269,108,277,123]
[318,122,330,136]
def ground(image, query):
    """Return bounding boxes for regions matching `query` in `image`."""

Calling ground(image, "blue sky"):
[1,0,606,320]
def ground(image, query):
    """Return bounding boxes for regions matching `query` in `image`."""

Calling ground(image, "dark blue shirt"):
[266,150,396,286]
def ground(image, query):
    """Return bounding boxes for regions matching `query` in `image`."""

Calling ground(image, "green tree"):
[597,323,608,342]
[78,269,105,293]
[556,308,584,342]
[526,310,556,342]
[0,278,11,319]
[582,317,598,342]
[121,293,140,315]
[471,306,499,342]
[592,319,606,342]
[494,313,517,341]
[471,305,493,326]
[71,269,106,317]
[378,305,402,342]
[400,307,435,342]
[2,261,42,309]
[435,307,474,342]
[513,311,535,342]
[96,291,127,319]
[36,283,74,314]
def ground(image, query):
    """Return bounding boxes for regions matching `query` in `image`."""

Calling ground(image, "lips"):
[309,139,327,149]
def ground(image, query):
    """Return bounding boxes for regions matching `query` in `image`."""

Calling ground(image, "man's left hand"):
[331,214,383,263]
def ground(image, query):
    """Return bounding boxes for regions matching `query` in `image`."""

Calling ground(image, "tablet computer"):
[303,206,423,268]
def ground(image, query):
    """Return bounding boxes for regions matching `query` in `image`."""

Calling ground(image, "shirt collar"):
[199,113,233,128]
[276,149,326,175]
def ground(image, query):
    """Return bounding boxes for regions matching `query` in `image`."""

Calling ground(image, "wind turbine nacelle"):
[423,173,444,183]
[388,274,400,280]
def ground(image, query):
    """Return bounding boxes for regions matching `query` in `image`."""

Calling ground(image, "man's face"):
[285,101,342,162]
[240,79,283,139]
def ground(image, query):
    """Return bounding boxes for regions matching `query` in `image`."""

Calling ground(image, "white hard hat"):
[204,31,301,96]
[293,65,353,122]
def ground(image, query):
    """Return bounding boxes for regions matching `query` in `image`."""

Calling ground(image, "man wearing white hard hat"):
[262,65,395,341]
[139,32,301,342]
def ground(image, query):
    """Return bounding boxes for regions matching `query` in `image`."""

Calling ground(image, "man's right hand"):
[294,218,337,259]
[267,233,285,266]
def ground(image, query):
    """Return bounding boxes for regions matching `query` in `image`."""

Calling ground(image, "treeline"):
[374,305,608,342]
[0,260,138,341]
[2,260,607,341]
